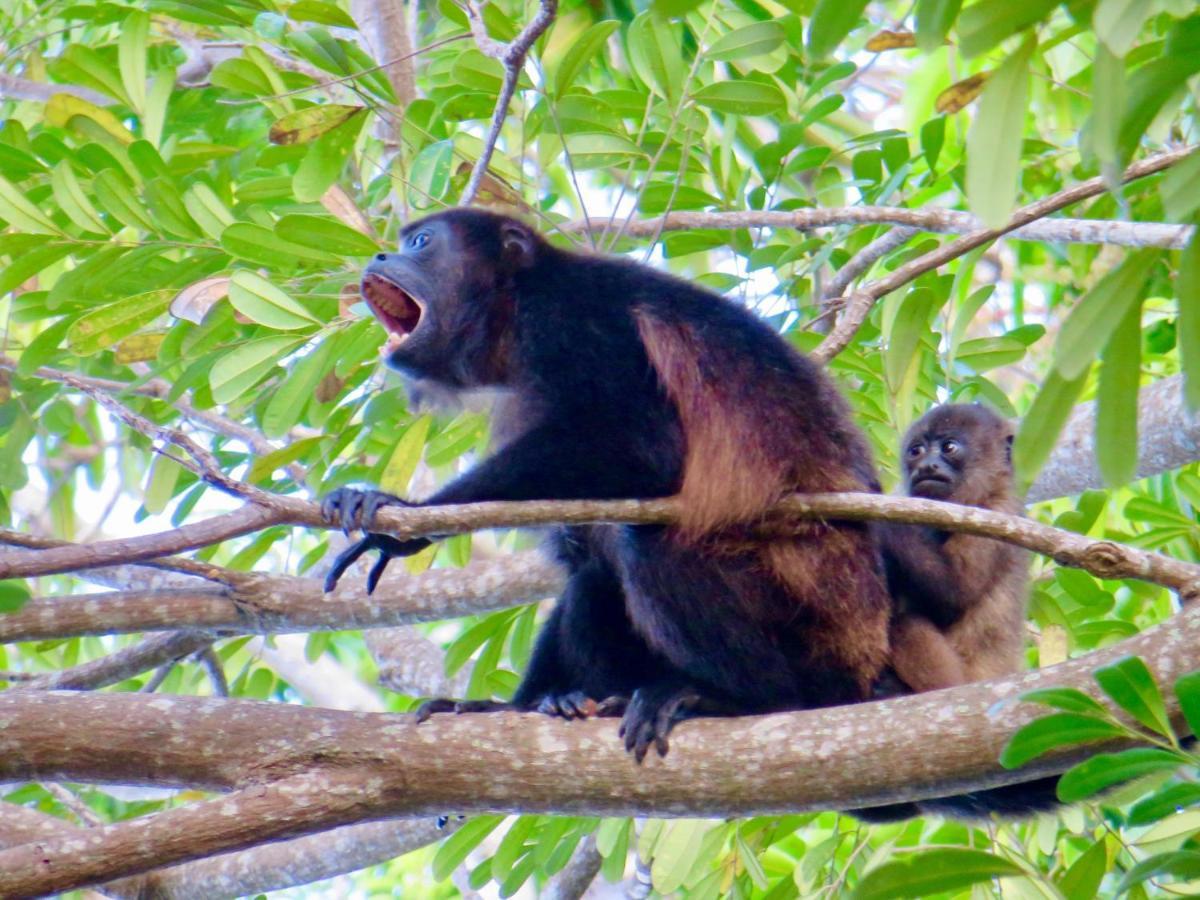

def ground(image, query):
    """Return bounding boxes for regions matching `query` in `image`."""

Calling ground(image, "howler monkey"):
[882,403,1030,693]
[321,208,891,761]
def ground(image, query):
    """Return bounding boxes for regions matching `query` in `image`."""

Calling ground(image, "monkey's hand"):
[619,683,708,763]
[321,488,430,594]
[414,698,518,722]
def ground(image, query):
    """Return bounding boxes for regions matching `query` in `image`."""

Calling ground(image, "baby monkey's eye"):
[941,439,961,456]
[907,443,923,458]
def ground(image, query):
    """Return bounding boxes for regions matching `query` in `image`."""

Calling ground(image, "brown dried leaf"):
[865,30,917,52]
[114,332,167,364]
[1038,624,1069,667]
[454,162,534,215]
[936,71,991,115]
[170,276,231,324]
[0,369,10,404]
[321,185,375,237]
[315,371,344,403]
[269,105,365,145]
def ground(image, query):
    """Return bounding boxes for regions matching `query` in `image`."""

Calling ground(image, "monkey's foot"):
[535,691,601,719]
[619,684,707,763]
[414,698,516,723]
[321,487,413,534]
[323,531,432,594]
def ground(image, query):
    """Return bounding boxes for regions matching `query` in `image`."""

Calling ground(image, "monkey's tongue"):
[362,273,422,343]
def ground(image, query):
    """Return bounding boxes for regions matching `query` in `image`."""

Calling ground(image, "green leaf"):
[210,57,273,96]
[1118,54,1200,163]
[118,10,149,112]
[144,454,183,515]
[965,36,1034,228]
[1000,713,1124,768]
[0,241,72,297]
[736,832,768,890]
[269,104,366,145]
[599,819,630,882]
[228,271,320,330]
[957,0,1057,58]
[807,0,870,59]
[628,12,685,103]
[1162,149,1200,222]
[408,140,454,207]
[915,0,962,52]
[210,335,303,405]
[221,223,340,268]
[650,820,709,894]
[563,133,646,169]
[93,169,156,232]
[1055,249,1158,380]
[293,111,367,202]
[1056,839,1107,899]
[1094,0,1155,58]
[1091,45,1126,169]
[1057,748,1183,802]
[379,415,431,495]
[433,817,506,881]
[1096,657,1173,737]
[262,342,332,438]
[551,20,620,97]
[691,80,787,116]
[183,183,236,241]
[1175,671,1200,739]
[1013,367,1088,490]
[851,849,1023,900]
[49,162,107,234]
[67,289,173,356]
[1095,298,1141,487]
[0,581,31,614]
[274,214,378,256]
[451,49,505,93]
[492,816,537,881]
[0,174,60,234]
[1019,688,1109,716]
[707,22,785,61]
[884,286,934,391]
[289,0,357,28]
[1179,230,1200,410]
[1116,850,1200,895]
[1128,782,1200,826]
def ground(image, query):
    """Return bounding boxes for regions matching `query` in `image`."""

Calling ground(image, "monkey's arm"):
[881,523,1009,627]
[889,615,967,692]
[323,417,676,592]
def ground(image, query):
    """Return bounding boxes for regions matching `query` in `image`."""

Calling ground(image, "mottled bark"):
[1029,374,1200,502]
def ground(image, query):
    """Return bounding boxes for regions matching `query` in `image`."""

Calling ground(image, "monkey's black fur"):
[323,208,890,762]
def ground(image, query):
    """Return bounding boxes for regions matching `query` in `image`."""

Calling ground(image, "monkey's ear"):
[500,221,536,270]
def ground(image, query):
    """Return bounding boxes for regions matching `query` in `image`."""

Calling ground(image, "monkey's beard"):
[362,274,423,351]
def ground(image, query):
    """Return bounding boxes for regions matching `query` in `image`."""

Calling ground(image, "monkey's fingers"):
[362,490,414,530]
[537,691,597,719]
[361,533,431,594]
[415,697,514,722]
[595,695,629,717]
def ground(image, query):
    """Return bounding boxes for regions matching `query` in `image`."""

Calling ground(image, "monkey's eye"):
[906,443,923,459]
[408,231,430,250]
[941,439,961,456]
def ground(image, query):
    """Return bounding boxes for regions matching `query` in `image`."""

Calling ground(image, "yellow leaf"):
[935,71,991,114]
[268,105,366,145]
[45,93,135,145]
[865,30,917,52]
[379,415,431,496]
[319,185,375,237]
[114,332,167,363]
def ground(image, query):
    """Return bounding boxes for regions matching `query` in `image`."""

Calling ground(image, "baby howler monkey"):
[882,403,1030,693]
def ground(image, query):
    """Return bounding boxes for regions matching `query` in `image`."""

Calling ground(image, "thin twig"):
[18,632,216,691]
[197,647,229,697]
[460,0,558,205]
[821,226,919,301]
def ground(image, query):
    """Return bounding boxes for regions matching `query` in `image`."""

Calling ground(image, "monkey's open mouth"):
[362,273,423,349]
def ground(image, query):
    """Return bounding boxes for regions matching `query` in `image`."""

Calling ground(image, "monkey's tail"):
[848,775,1062,823]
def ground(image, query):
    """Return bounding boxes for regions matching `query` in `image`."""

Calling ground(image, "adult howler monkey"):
[883,403,1030,693]
[321,208,891,761]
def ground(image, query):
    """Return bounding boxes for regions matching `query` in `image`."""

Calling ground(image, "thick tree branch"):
[0,805,452,900]
[460,0,557,205]
[809,145,1196,363]
[0,551,561,641]
[1028,374,1200,502]
[2,602,1200,893]
[0,73,108,104]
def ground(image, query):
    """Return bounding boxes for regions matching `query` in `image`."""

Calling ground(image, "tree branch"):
[2,601,1200,893]
[460,0,557,206]
[0,551,561,642]
[15,632,215,691]
[569,208,1194,250]
[809,145,1196,363]
[821,226,919,301]
[1028,374,1200,502]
